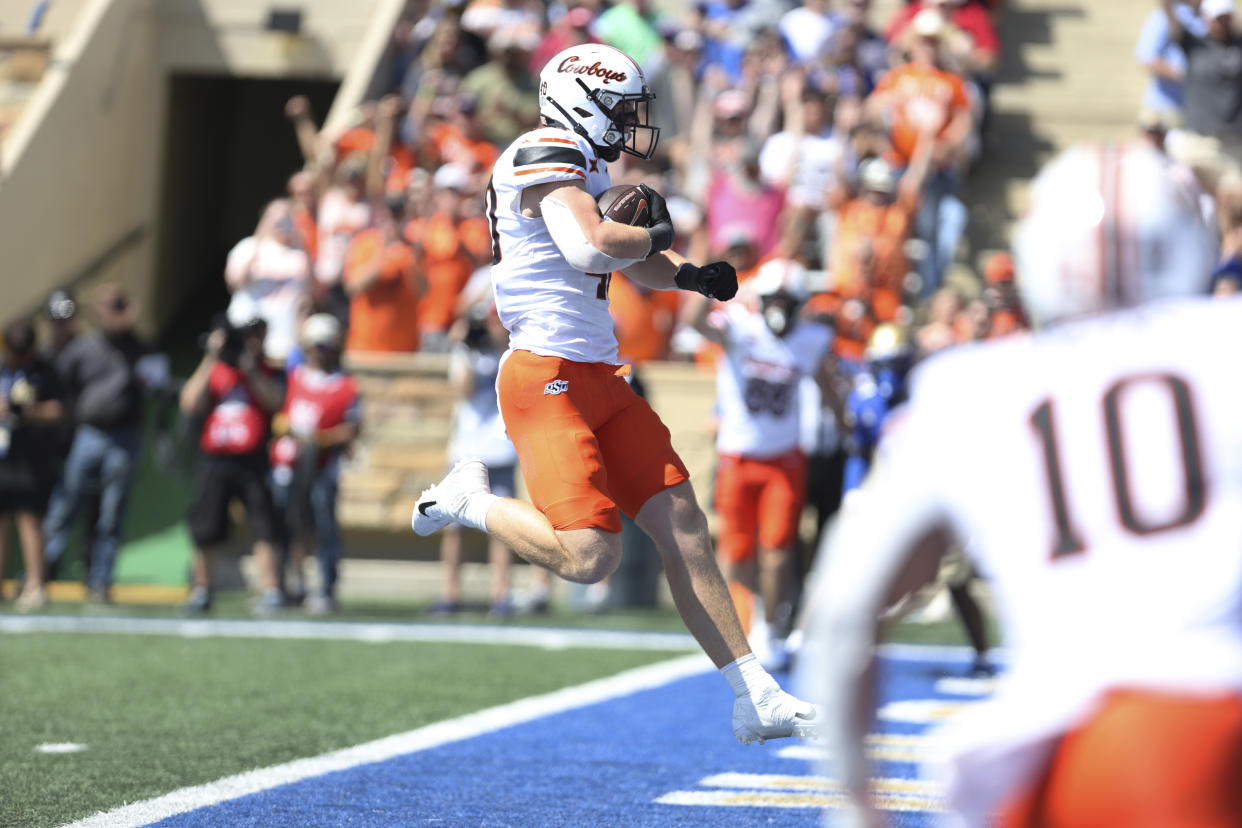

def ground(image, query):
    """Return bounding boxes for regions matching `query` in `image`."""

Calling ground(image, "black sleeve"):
[36,358,63,404]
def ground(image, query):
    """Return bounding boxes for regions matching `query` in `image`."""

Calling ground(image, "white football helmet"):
[538,44,659,163]
[752,258,809,300]
[1013,142,1215,326]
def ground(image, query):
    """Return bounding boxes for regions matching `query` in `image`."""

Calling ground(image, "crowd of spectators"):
[10,0,1242,618]
[1,0,1023,615]
[228,0,1020,385]
[1136,0,1242,295]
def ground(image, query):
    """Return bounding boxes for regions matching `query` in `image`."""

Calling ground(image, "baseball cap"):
[433,162,472,192]
[912,8,948,37]
[1138,107,1183,131]
[302,313,342,349]
[752,258,809,300]
[46,288,76,320]
[1203,0,1235,18]
[859,157,897,194]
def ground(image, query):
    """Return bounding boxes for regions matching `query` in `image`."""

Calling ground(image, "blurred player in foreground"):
[801,141,1242,826]
[412,44,815,744]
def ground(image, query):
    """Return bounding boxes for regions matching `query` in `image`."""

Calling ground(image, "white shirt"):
[488,127,618,364]
[711,304,833,458]
[758,130,845,210]
[315,188,372,285]
[779,6,837,64]
[224,236,311,362]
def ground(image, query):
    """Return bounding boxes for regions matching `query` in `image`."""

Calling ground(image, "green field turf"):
[0,632,684,828]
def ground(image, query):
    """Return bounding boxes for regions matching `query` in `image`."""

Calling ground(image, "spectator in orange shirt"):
[610,271,681,365]
[343,206,423,354]
[403,163,491,351]
[870,9,974,297]
[828,131,934,323]
[427,93,501,177]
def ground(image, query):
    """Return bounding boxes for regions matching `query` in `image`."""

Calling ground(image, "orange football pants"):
[1001,689,1242,828]
[497,349,688,533]
[714,449,807,564]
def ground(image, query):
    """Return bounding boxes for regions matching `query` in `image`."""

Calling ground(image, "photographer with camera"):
[179,304,285,613]
[42,284,166,605]
[0,318,63,611]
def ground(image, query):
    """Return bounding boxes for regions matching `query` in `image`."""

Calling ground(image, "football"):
[596,185,651,226]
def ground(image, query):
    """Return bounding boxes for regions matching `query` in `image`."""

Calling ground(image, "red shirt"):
[200,363,275,456]
[270,365,359,471]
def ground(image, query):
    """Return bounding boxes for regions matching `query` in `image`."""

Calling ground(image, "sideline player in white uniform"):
[800,142,1242,826]
[412,44,815,744]
[687,259,835,670]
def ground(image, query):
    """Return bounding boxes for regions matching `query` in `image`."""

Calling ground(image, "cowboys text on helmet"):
[556,55,628,84]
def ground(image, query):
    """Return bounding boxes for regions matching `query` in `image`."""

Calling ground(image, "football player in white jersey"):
[800,141,1242,826]
[687,258,836,671]
[411,44,816,744]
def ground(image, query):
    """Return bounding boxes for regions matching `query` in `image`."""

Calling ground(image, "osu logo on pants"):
[544,379,569,395]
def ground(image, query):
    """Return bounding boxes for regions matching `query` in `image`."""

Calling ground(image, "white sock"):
[458,491,499,533]
[720,653,778,698]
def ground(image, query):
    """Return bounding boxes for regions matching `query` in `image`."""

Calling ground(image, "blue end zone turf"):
[147,649,993,828]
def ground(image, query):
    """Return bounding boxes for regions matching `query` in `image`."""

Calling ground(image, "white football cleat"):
[732,684,818,745]
[411,459,491,536]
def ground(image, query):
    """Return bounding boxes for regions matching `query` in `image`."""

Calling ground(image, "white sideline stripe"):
[877,643,1006,664]
[1,616,1004,663]
[699,772,939,797]
[0,615,699,651]
[656,790,943,812]
[60,653,714,828]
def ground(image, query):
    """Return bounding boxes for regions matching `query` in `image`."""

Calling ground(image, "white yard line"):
[0,614,699,651]
[2,615,1001,662]
[60,653,714,828]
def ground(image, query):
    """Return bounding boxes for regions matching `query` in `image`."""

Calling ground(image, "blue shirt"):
[1134,5,1204,113]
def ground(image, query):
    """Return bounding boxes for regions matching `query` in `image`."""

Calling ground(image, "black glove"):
[675,261,738,301]
[637,184,674,256]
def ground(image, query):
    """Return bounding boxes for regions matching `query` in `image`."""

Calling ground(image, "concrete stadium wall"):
[0,0,398,333]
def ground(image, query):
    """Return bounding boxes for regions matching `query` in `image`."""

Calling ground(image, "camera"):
[202,314,259,367]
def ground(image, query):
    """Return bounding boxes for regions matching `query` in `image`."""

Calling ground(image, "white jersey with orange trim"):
[486,126,617,364]
[710,304,833,458]
[854,297,1242,819]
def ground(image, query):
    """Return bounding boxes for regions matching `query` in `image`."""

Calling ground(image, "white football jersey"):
[711,304,833,458]
[849,297,1242,821]
[486,127,617,364]
[883,297,1242,693]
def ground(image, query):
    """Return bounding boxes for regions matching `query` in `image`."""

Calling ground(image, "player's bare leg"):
[634,481,749,666]
[633,481,816,743]
[414,460,622,584]
[414,462,815,743]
